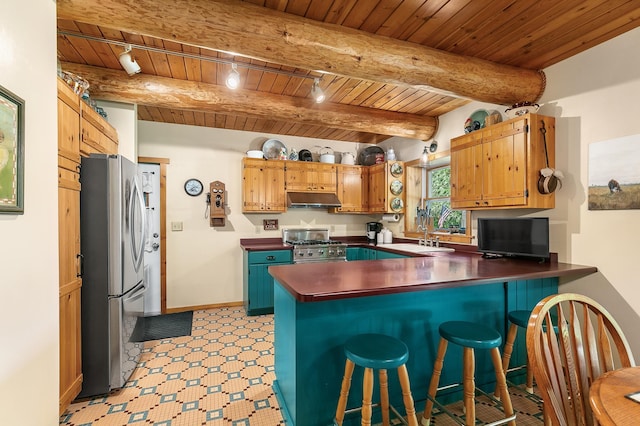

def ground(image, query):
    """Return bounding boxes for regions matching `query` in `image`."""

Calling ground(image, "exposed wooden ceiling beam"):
[57,0,545,105]
[63,62,438,141]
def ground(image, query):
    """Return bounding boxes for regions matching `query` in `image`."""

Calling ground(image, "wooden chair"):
[526,293,636,426]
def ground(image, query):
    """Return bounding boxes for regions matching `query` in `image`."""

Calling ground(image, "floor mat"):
[130,311,193,342]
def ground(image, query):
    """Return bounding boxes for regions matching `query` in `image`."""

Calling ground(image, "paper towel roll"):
[382,213,400,222]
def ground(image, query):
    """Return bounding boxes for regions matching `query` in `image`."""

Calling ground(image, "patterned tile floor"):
[60,307,543,425]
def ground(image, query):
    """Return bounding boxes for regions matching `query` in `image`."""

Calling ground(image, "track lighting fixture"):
[59,31,326,85]
[311,78,325,103]
[118,44,141,76]
[418,145,430,168]
[225,63,240,89]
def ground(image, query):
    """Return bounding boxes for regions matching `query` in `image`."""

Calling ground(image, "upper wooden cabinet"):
[368,161,405,214]
[285,162,337,193]
[57,80,81,165]
[331,164,369,213]
[242,158,286,213]
[80,105,119,156]
[451,114,555,210]
[240,158,407,214]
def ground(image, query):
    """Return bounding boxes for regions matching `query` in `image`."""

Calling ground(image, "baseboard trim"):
[164,301,244,314]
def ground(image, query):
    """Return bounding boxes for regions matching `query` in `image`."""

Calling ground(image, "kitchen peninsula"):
[267,251,596,426]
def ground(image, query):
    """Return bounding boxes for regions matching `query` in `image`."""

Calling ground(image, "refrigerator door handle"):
[123,282,147,303]
[130,176,147,272]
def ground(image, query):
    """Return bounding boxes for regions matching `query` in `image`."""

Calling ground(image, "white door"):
[138,163,161,315]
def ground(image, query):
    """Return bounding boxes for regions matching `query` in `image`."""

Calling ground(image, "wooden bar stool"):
[421,321,516,426]
[335,333,419,426]
[497,310,535,397]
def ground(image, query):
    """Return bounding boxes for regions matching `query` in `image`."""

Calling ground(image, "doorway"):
[138,157,169,314]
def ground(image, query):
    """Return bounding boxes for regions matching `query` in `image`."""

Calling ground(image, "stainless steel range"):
[283,228,347,263]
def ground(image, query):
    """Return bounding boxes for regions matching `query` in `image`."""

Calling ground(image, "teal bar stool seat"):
[422,321,516,426]
[335,333,419,426]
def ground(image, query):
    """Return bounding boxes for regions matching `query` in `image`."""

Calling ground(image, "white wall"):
[138,123,381,309]
[97,100,137,161]
[0,0,59,424]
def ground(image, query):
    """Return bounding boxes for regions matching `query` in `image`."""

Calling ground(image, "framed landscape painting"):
[588,134,640,210]
[0,85,24,214]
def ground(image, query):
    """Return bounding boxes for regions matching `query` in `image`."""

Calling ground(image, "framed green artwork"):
[0,85,24,214]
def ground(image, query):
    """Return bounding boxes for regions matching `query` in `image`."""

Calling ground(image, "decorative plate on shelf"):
[390,197,404,211]
[262,139,286,159]
[390,162,403,177]
[390,180,403,195]
[465,109,489,133]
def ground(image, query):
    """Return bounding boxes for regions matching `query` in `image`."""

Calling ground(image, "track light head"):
[226,63,240,89]
[118,44,141,76]
[311,78,325,103]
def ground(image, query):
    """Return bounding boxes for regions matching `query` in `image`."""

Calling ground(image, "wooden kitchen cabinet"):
[57,77,83,414]
[330,164,369,213]
[242,158,286,212]
[57,81,81,165]
[58,77,120,413]
[285,161,337,193]
[451,113,555,210]
[80,104,119,156]
[368,161,405,214]
[59,285,82,413]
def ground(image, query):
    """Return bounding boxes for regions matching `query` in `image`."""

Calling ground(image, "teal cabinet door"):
[376,250,407,259]
[243,250,292,315]
[363,248,377,260]
[346,247,361,261]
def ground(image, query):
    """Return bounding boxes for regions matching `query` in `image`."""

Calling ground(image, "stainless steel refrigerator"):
[78,154,147,398]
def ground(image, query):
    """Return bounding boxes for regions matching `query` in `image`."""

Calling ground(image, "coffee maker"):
[366,222,383,244]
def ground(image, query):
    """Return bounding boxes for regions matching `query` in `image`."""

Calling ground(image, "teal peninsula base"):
[273,277,558,426]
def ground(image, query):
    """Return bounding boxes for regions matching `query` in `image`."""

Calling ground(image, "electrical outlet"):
[263,219,278,230]
[171,221,183,231]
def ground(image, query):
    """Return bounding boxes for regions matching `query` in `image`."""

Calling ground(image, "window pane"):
[426,165,465,233]
[428,167,450,198]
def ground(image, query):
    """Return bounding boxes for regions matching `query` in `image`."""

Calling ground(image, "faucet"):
[416,206,430,246]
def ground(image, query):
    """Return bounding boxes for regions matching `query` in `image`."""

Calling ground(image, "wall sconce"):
[311,78,325,103]
[118,44,141,76]
[225,63,240,89]
[418,145,430,168]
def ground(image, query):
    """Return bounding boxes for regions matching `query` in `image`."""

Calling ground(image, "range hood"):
[287,192,342,208]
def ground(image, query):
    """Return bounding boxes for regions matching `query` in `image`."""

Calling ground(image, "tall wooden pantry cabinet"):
[57,77,119,414]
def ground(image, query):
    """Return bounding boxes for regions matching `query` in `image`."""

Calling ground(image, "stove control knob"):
[328,249,335,256]
[336,248,344,256]
[307,251,313,257]
[298,251,304,257]
[318,249,325,255]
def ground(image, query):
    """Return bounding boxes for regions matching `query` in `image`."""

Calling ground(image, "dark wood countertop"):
[268,252,597,302]
[239,236,464,255]
[240,238,292,251]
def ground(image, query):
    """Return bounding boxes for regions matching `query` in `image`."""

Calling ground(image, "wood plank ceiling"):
[56,0,640,144]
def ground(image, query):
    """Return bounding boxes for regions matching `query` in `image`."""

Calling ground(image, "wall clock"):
[184,178,203,196]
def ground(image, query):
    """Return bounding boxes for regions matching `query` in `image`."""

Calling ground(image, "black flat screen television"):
[477,217,550,261]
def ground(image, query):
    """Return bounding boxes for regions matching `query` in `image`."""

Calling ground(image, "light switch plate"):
[171,221,183,231]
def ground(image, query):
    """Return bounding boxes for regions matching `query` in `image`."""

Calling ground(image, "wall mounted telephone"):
[209,181,226,227]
